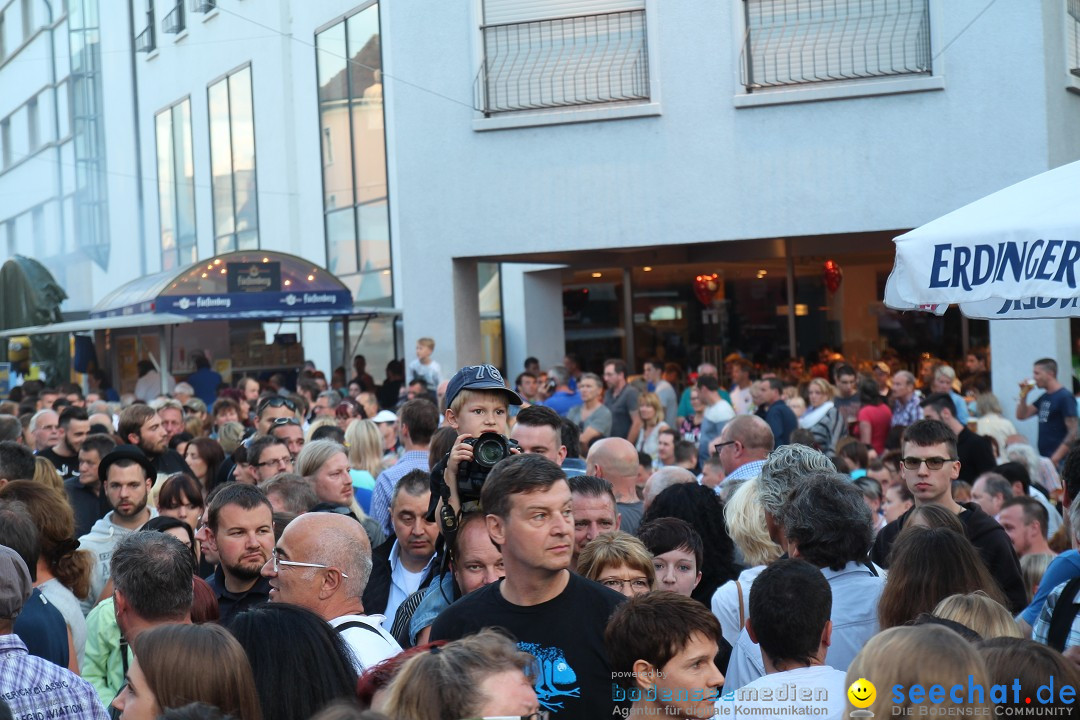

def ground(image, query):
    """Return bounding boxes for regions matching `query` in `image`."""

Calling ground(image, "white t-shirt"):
[710,565,765,647]
[720,665,848,720]
[731,385,754,415]
[329,614,402,673]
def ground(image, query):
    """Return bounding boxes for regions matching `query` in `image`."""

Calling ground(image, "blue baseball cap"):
[445,364,523,409]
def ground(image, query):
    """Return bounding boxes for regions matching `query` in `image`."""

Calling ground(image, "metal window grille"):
[162,1,184,34]
[474,9,650,115]
[135,9,156,52]
[1069,0,1080,77]
[189,0,215,12]
[741,0,932,91]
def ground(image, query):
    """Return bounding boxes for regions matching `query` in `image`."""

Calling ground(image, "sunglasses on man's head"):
[270,417,301,427]
[257,396,297,413]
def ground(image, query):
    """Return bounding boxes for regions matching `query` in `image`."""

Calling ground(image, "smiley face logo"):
[848,678,876,709]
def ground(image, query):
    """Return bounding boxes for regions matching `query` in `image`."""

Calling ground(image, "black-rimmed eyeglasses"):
[900,456,958,471]
[711,440,737,458]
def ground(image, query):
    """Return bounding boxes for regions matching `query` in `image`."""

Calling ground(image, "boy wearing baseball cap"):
[440,365,522,516]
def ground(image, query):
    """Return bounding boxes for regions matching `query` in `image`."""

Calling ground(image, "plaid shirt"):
[0,634,110,719]
[1033,579,1080,651]
[371,451,432,536]
[891,393,923,427]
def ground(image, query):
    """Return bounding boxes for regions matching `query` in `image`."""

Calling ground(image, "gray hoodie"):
[77,508,157,616]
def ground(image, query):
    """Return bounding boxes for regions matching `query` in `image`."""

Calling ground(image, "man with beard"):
[77,445,158,614]
[37,406,89,480]
[117,405,191,478]
[202,483,275,622]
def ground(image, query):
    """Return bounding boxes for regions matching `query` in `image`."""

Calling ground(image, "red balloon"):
[823,261,843,293]
[694,273,720,306]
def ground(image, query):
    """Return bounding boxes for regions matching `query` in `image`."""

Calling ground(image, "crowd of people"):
[1,338,1079,720]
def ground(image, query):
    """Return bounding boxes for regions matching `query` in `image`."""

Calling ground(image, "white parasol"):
[884,160,1080,319]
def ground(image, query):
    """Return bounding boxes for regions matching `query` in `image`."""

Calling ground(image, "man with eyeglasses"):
[262,512,401,673]
[255,396,299,436]
[267,416,305,459]
[870,418,1026,612]
[710,415,773,500]
[247,436,294,483]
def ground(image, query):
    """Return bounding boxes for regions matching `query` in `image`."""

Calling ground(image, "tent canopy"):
[92,250,353,320]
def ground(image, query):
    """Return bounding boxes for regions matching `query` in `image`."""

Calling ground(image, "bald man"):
[712,415,774,499]
[262,513,401,672]
[642,466,696,512]
[586,437,644,534]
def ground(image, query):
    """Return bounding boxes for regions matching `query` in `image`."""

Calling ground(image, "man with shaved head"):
[586,437,644,534]
[642,466,696,512]
[263,512,401,672]
[713,415,774,499]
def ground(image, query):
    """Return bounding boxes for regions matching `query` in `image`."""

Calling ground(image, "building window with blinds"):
[741,0,932,91]
[155,98,196,271]
[475,0,651,115]
[207,64,259,253]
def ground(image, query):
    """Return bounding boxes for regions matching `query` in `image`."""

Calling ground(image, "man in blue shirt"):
[185,351,223,407]
[758,378,797,449]
[1017,358,1079,466]
[540,366,581,417]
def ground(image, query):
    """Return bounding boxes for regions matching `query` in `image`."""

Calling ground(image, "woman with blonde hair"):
[634,391,669,460]
[0,481,93,670]
[115,624,262,720]
[577,532,656,598]
[383,630,541,720]
[932,591,1023,639]
[845,625,994,717]
[710,477,783,648]
[33,456,65,492]
[345,419,383,514]
[798,377,845,454]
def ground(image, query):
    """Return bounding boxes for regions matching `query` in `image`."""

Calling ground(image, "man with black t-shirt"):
[37,406,89,480]
[430,454,625,720]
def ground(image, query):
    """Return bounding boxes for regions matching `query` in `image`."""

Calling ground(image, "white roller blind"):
[483,0,643,26]
[742,0,931,88]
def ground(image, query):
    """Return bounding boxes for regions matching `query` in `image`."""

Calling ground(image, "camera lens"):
[474,436,506,468]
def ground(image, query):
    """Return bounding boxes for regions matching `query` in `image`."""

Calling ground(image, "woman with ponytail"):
[0,479,95,669]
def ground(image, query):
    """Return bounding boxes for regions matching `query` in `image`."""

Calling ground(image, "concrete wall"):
[386,0,1078,366]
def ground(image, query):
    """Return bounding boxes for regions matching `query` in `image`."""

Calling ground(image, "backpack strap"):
[335,620,392,643]
[736,580,745,630]
[1046,577,1080,652]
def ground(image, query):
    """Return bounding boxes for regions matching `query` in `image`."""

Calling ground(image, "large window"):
[741,0,932,91]
[475,0,650,114]
[155,98,196,271]
[316,2,392,306]
[208,65,259,253]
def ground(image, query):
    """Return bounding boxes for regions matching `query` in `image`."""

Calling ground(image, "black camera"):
[457,432,520,504]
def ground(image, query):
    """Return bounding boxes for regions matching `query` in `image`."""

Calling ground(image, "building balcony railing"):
[135,11,156,53]
[189,0,216,13]
[741,0,932,91]
[474,9,650,116]
[162,2,185,34]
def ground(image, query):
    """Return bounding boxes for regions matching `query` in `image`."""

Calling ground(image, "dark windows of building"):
[315,2,391,306]
[155,98,197,271]
[208,64,259,253]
